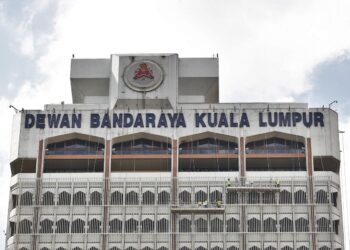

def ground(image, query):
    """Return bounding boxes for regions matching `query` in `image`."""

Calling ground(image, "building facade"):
[6,54,343,250]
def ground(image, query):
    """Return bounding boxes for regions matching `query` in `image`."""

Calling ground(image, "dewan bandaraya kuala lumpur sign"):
[24,111,325,129]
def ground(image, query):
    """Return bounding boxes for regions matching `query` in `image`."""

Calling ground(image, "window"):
[109,219,122,233]
[111,191,123,205]
[294,190,307,204]
[210,190,223,203]
[226,191,238,204]
[73,191,86,205]
[331,192,338,207]
[280,218,293,232]
[58,191,71,205]
[142,191,155,205]
[179,138,238,154]
[296,246,308,250]
[333,220,339,234]
[42,192,55,205]
[295,218,309,232]
[211,247,223,250]
[262,192,275,204]
[281,247,293,250]
[46,139,104,155]
[56,219,69,233]
[248,218,261,232]
[319,247,330,250]
[157,218,169,233]
[246,137,304,154]
[263,218,277,232]
[158,191,170,204]
[249,247,261,250]
[125,191,139,205]
[112,139,171,155]
[179,191,191,204]
[179,218,191,232]
[195,190,208,203]
[317,217,330,232]
[264,247,276,250]
[227,218,239,232]
[227,247,239,250]
[279,190,292,204]
[18,219,32,234]
[248,192,260,204]
[89,191,102,205]
[195,247,207,250]
[125,218,138,233]
[39,219,53,233]
[141,218,154,233]
[210,218,223,232]
[88,219,101,233]
[316,190,329,204]
[195,218,208,232]
[20,192,33,206]
[71,219,85,233]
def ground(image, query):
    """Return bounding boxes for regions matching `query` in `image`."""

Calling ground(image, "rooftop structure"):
[6,54,343,250]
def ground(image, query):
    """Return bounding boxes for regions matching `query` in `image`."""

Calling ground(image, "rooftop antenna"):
[9,105,19,113]
[329,100,338,109]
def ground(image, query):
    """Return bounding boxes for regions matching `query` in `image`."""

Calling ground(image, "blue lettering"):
[60,114,70,128]
[146,113,155,127]
[25,114,35,128]
[176,113,186,128]
[48,114,61,128]
[208,113,218,127]
[314,112,324,127]
[157,113,168,128]
[167,113,178,127]
[292,112,302,126]
[123,113,133,128]
[195,113,206,127]
[239,113,250,127]
[113,113,122,128]
[279,112,291,127]
[230,113,238,127]
[303,112,313,128]
[218,113,228,127]
[268,112,278,127]
[134,114,144,128]
[101,114,111,128]
[72,114,81,128]
[90,114,100,128]
[36,114,45,129]
[259,113,267,127]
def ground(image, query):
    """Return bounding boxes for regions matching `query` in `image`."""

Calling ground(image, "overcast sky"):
[0,0,350,248]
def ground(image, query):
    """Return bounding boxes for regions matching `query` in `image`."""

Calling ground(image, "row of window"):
[45,137,305,155]
[15,246,335,250]
[11,217,337,235]
[13,189,337,207]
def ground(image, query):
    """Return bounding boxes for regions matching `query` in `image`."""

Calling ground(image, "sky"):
[0,0,350,248]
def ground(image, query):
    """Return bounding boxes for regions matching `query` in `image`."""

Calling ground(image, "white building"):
[6,54,343,250]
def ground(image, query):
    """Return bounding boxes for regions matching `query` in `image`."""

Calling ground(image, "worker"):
[226,178,232,187]
[275,179,280,188]
[198,201,202,207]
[203,199,208,208]
[216,200,222,208]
